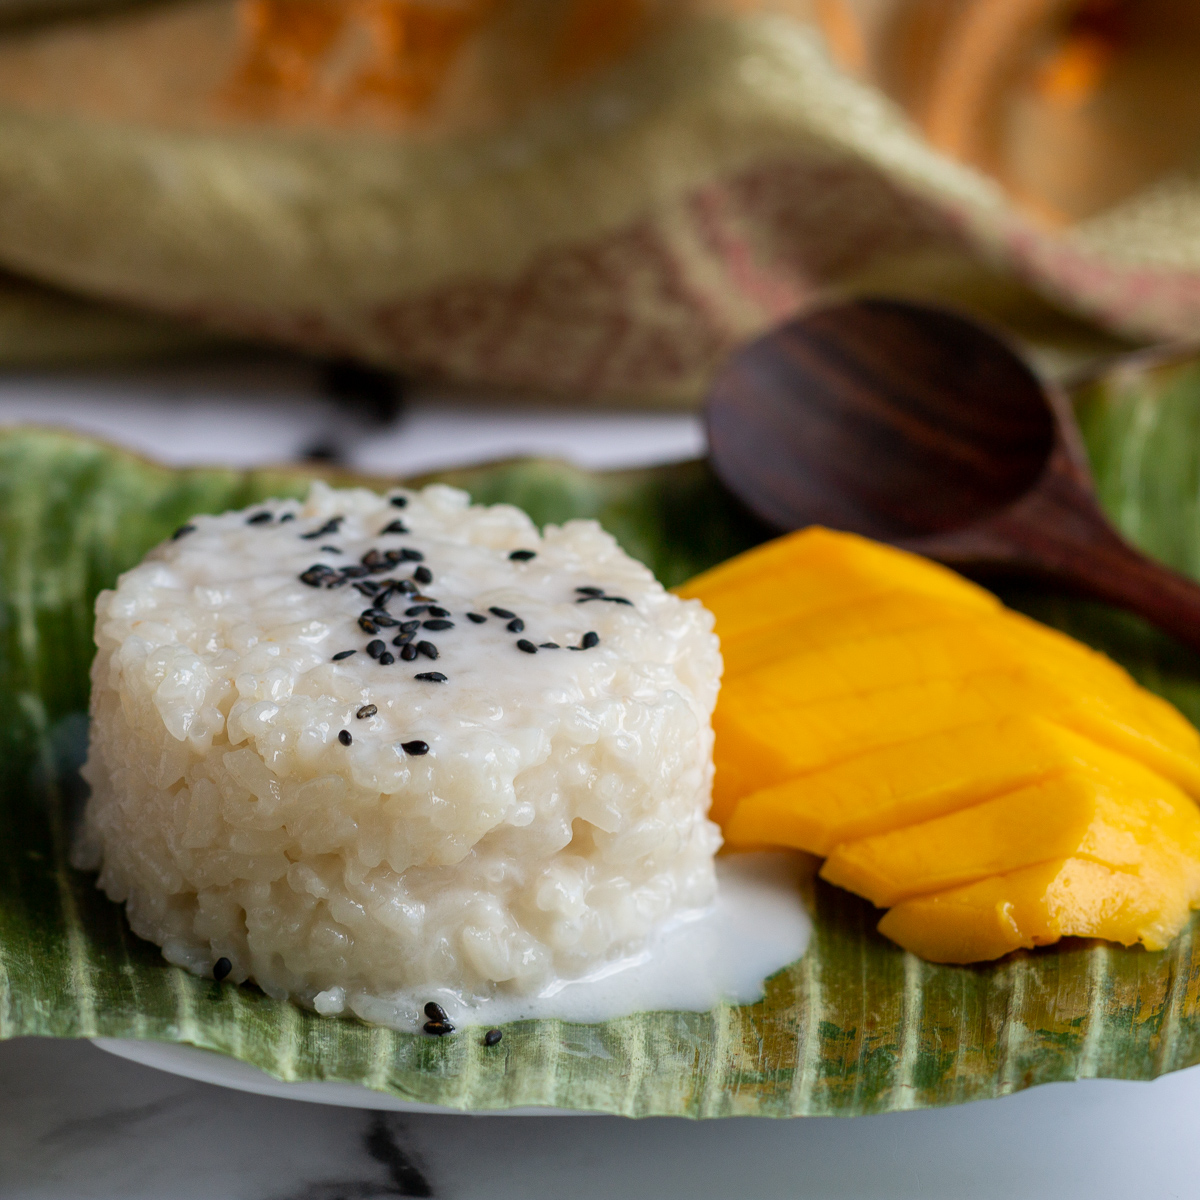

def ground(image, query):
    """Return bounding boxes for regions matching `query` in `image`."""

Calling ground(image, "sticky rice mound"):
[76,482,722,1026]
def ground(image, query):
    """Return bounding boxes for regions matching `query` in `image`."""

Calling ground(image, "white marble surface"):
[5,357,1200,1199]
[5,1036,1200,1199]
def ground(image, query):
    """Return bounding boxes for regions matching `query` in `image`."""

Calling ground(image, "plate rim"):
[91,1037,589,1116]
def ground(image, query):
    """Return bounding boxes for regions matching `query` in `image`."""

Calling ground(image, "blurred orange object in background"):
[817,0,1200,224]
[0,0,1197,397]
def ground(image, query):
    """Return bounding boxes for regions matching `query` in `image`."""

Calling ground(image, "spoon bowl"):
[707,298,1200,652]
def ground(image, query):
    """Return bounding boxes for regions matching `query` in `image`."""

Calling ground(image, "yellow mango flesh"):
[879,856,1197,963]
[820,765,1200,907]
[680,525,1200,962]
[676,526,999,645]
[721,618,1199,767]
[723,715,1141,855]
[711,670,1200,822]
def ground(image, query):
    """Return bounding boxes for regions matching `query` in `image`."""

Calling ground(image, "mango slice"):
[711,669,1200,819]
[723,716,1151,855]
[680,525,1200,962]
[677,527,999,645]
[879,857,1197,963]
[820,766,1200,907]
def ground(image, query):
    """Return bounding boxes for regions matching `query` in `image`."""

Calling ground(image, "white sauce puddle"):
[342,851,813,1031]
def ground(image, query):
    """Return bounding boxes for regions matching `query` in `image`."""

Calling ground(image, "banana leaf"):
[7,353,1200,1116]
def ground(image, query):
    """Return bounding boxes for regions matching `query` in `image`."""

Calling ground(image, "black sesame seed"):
[489,607,515,619]
[400,620,421,632]
[338,729,352,746]
[378,651,395,665]
[484,1029,503,1047]
[403,740,430,756]
[381,519,408,535]
[581,631,600,649]
[332,649,357,661]
[396,579,417,594]
[575,586,604,596]
[300,565,335,587]
[516,639,537,654]
[342,565,372,579]
[405,605,429,616]
[427,606,450,618]
[246,511,272,525]
[577,594,632,606]
[509,549,536,561]
[400,548,424,562]
[424,1020,454,1036]
[362,549,383,568]
[280,513,295,523]
[413,566,433,585]
[539,642,560,649]
[423,619,453,631]
[357,704,377,719]
[410,594,437,604]
[506,618,525,633]
[371,613,400,627]
[354,581,381,597]
[359,617,379,634]
[301,516,344,539]
[400,644,418,661]
[424,1001,447,1021]
[213,957,233,982]
[414,671,448,682]
[467,612,487,624]
[367,640,385,658]
[417,641,438,659]
[172,524,196,540]
[390,495,408,508]
[321,545,343,554]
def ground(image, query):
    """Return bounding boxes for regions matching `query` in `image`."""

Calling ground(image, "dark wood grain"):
[707,297,1200,652]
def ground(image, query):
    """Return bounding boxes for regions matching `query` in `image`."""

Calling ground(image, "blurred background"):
[1,0,1199,471]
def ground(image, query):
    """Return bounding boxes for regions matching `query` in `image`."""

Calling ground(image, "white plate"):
[92,1038,580,1114]
[90,854,811,1115]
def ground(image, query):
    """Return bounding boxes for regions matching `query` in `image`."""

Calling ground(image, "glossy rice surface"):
[77,482,721,1027]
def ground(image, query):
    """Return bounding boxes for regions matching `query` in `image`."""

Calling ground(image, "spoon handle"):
[1026,525,1200,655]
[908,455,1200,654]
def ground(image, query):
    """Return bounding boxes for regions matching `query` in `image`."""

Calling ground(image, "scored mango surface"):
[677,527,1200,963]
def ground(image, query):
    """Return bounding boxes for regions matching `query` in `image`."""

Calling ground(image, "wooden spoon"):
[706,297,1200,651]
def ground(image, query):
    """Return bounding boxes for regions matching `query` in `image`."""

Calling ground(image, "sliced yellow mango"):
[717,622,1200,799]
[712,669,1200,821]
[682,525,1200,962]
[676,526,998,644]
[723,716,1146,855]
[820,766,1200,907]
[719,591,981,679]
[878,856,1199,963]
[725,618,1170,733]
[991,610,1200,753]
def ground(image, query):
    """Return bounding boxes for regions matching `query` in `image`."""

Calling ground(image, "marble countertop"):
[6,1036,1200,1200]
[4,358,1200,1200]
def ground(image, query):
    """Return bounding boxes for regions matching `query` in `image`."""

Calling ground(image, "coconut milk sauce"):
[329,852,813,1031]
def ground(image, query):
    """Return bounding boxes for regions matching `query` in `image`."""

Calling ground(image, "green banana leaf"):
[7,352,1200,1117]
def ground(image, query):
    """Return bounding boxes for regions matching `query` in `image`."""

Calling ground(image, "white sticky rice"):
[76,482,722,1027]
